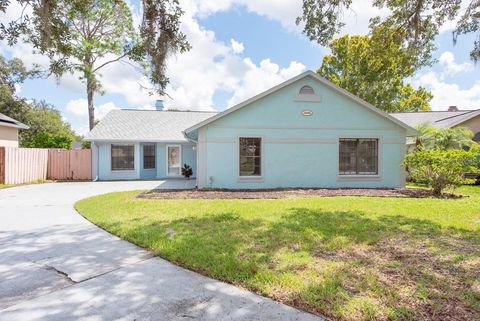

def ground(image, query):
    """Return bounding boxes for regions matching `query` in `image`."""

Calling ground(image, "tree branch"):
[92,52,129,72]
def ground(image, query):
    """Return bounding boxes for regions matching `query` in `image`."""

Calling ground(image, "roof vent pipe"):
[155,99,164,111]
[448,105,458,112]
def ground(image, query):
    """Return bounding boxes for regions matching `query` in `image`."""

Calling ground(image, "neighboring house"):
[85,71,417,188]
[0,112,29,147]
[390,106,480,143]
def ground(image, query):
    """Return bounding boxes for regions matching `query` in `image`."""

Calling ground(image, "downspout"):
[92,141,99,181]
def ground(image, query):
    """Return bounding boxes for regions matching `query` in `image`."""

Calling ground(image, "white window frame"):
[166,144,182,177]
[237,136,264,182]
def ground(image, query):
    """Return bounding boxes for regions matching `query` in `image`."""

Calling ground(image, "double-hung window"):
[111,145,135,171]
[143,144,156,169]
[239,137,262,177]
[339,139,378,175]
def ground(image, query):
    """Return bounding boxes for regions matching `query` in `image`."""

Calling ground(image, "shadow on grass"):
[99,207,480,321]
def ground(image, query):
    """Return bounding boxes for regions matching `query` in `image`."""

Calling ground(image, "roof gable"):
[184,70,417,136]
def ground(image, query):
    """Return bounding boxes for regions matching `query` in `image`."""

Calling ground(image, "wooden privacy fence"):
[0,147,91,184]
[0,147,48,185]
[48,149,91,180]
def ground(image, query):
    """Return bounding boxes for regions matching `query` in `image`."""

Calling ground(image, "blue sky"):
[1,0,479,135]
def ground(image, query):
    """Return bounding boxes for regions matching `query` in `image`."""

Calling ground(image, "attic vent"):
[299,85,315,95]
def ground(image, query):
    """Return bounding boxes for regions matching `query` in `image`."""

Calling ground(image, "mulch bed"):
[138,188,462,200]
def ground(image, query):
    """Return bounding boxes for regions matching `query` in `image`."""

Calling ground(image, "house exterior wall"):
[97,142,141,180]
[0,126,19,147]
[197,76,407,189]
[96,141,197,180]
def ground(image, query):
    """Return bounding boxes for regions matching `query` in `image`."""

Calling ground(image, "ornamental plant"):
[404,148,479,196]
[181,163,193,179]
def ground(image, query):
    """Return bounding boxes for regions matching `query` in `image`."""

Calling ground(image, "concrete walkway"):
[0,181,322,321]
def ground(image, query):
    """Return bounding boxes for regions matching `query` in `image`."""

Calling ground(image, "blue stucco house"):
[85,71,417,188]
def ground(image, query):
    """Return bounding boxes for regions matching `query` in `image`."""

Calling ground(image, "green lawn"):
[0,179,48,189]
[76,186,480,321]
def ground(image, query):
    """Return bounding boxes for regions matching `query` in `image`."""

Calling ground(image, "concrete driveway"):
[0,181,322,321]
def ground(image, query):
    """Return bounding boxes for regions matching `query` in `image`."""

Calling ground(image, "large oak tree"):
[318,26,432,112]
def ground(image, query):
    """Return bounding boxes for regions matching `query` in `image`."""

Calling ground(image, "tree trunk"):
[87,76,95,131]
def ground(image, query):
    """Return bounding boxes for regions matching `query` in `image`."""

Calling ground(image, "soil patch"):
[139,188,462,200]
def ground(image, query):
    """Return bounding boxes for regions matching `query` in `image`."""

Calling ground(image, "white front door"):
[166,145,181,176]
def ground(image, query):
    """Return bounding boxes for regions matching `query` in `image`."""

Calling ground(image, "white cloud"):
[438,51,473,76]
[1,0,374,123]
[413,71,480,110]
[438,0,472,34]
[66,98,119,134]
[337,1,390,36]
[66,99,118,120]
[189,0,300,30]
[230,38,245,54]
[227,59,305,105]
[411,50,478,111]
[188,0,387,36]
[14,83,21,94]
[162,3,307,111]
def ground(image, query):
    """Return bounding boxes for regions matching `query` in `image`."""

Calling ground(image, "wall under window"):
[97,142,141,180]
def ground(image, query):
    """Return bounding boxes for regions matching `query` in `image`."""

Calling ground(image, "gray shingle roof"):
[390,110,480,128]
[0,112,29,129]
[85,110,218,142]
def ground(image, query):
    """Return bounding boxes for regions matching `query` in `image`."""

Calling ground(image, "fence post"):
[0,147,5,184]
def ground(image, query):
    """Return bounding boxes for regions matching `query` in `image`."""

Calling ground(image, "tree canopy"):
[404,147,479,195]
[0,54,75,148]
[405,124,479,195]
[298,0,480,64]
[416,124,475,150]
[317,27,432,112]
[0,0,190,130]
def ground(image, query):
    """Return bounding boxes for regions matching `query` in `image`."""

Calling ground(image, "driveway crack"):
[43,265,76,284]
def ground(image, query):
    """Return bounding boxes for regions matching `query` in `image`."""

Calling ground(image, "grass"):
[75,185,480,321]
[0,179,49,189]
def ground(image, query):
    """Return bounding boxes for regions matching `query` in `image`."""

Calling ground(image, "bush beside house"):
[405,126,480,195]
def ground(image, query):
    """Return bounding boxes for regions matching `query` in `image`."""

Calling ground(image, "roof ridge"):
[434,110,476,123]
[117,108,218,113]
[390,110,475,114]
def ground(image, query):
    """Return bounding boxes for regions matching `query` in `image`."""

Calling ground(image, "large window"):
[239,137,262,176]
[339,139,378,175]
[143,144,156,169]
[111,145,134,171]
